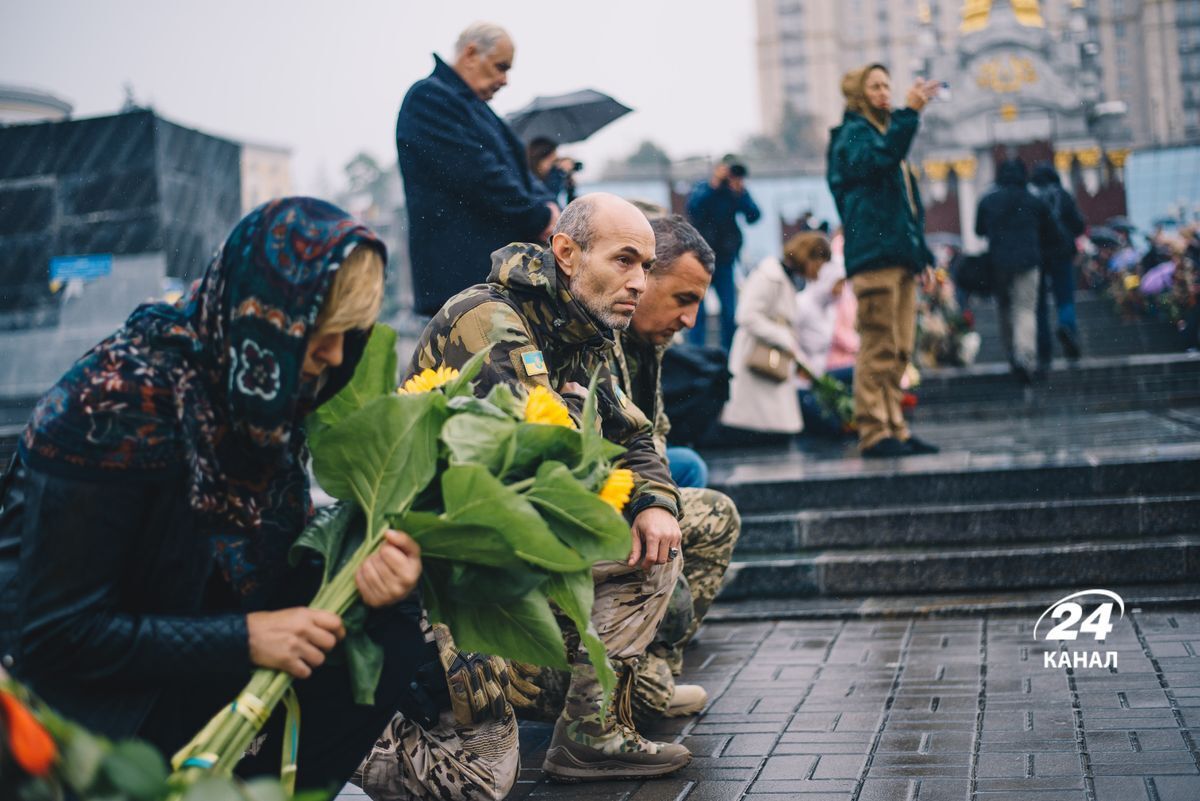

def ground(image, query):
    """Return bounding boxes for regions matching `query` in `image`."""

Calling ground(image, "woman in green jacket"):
[826,63,941,458]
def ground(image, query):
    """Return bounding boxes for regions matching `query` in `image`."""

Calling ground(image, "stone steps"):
[909,354,1200,420]
[713,445,1200,515]
[705,581,1200,621]
[736,493,1200,553]
[710,415,1200,603]
[718,534,1200,600]
[966,294,1180,364]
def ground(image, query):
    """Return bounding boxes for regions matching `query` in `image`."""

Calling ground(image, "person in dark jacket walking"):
[0,199,428,790]
[826,63,941,458]
[684,160,761,352]
[396,22,558,316]
[976,159,1067,383]
[1030,161,1087,364]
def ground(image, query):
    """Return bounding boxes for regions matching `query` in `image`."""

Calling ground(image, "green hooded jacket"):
[826,66,931,276]
[407,242,681,519]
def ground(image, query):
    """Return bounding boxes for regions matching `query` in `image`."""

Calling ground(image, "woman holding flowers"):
[0,198,426,789]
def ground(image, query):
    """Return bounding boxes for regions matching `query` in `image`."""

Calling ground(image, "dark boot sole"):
[542,747,692,782]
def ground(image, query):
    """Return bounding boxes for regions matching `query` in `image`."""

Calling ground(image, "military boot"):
[542,659,692,782]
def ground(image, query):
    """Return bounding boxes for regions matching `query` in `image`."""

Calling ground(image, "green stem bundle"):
[169,523,389,795]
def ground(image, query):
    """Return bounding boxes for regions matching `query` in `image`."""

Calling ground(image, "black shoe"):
[1057,327,1082,360]
[1012,365,1034,386]
[903,435,940,454]
[861,437,910,458]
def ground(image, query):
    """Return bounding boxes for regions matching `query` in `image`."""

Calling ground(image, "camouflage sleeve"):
[422,299,562,394]
[595,369,681,520]
[421,300,679,518]
[652,404,671,460]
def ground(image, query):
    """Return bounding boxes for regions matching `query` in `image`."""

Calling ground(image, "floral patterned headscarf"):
[21,197,386,601]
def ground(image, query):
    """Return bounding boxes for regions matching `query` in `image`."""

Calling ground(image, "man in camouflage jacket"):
[406,193,691,782]
[517,215,742,729]
[615,215,741,726]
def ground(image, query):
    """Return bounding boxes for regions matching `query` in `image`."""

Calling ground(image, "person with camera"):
[685,159,762,352]
[527,136,581,206]
[827,63,942,458]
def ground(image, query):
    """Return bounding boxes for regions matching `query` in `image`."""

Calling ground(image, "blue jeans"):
[1037,258,1078,365]
[687,255,737,352]
[798,367,854,438]
[666,446,709,488]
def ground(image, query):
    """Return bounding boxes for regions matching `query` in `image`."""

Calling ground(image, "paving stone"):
[504,612,1200,801]
[745,779,855,795]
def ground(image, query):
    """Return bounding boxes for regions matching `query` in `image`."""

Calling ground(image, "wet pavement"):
[502,610,1200,801]
[336,609,1200,800]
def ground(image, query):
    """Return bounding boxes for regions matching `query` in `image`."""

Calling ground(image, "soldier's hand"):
[629,507,683,570]
[505,661,543,709]
[434,623,510,725]
[558,381,586,399]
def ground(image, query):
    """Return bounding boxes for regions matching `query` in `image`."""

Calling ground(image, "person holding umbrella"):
[396,22,559,317]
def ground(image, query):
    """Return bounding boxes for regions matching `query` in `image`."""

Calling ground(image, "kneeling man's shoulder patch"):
[519,349,548,377]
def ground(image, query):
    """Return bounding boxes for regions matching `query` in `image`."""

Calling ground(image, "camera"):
[571,160,584,172]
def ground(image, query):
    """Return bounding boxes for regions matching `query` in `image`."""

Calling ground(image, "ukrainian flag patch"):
[521,350,548,376]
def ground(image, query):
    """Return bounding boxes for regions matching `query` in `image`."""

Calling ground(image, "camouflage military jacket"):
[611,333,671,459]
[407,243,680,518]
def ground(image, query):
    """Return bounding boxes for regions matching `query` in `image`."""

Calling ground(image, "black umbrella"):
[506,89,633,144]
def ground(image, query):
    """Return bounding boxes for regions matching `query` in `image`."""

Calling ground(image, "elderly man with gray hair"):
[397,22,560,316]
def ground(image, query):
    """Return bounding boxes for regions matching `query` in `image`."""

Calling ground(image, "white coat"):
[720,256,803,433]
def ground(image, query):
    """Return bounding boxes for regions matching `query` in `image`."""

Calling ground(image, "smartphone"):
[934,81,952,102]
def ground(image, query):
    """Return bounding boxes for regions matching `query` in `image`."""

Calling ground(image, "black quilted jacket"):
[0,455,253,738]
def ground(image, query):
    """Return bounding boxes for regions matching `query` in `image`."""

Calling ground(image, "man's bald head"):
[551,194,656,330]
[552,193,654,253]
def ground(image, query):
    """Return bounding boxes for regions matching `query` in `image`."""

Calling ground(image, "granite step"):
[706,581,1200,621]
[915,353,1200,403]
[712,444,1200,515]
[718,534,1200,600]
[735,493,1200,554]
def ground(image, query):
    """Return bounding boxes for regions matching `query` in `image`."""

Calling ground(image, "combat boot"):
[543,659,692,782]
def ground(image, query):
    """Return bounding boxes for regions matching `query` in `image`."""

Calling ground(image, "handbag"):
[747,340,792,383]
[954,252,994,296]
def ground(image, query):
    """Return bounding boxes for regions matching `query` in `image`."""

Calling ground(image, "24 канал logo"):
[1034,589,1124,670]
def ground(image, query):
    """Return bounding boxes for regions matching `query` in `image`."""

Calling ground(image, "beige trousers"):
[852,266,917,450]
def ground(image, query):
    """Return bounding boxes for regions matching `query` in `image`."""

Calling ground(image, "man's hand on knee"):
[628,507,683,570]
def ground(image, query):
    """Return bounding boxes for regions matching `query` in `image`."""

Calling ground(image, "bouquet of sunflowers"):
[165,324,633,795]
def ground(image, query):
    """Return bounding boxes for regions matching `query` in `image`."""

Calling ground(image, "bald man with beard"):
[406,194,692,782]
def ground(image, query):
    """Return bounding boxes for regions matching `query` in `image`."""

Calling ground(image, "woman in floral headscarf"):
[0,198,424,787]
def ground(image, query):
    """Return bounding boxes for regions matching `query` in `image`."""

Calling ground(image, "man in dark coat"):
[976,159,1067,383]
[684,160,761,352]
[396,22,558,316]
[1030,162,1087,364]
[826,63,940,458]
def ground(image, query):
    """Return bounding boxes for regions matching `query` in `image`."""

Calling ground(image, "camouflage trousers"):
[554,552,682,744]
[357,708,520,801]
[519,488,741,726]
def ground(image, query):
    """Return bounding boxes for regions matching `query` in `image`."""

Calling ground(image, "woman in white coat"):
[719,232,832,440]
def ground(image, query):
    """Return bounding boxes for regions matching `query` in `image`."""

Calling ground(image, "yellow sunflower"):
[598,468,634,512]
[524,385,574,428]
[399,365,459,394]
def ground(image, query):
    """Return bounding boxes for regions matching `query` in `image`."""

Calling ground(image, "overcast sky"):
[1,1,759,193]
